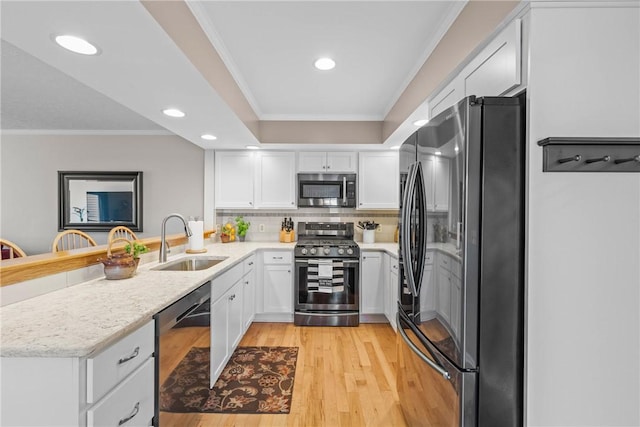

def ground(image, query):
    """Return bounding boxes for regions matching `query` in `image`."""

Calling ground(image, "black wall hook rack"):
[537,137,640,172]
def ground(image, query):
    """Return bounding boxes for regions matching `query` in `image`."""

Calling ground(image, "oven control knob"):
[346,248,354,255]
[310,248,317,255]
[337,248,345,255]
[301,248,308,255]
[323,247,331,255]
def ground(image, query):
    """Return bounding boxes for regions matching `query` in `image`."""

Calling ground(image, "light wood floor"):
[160,322,408,427]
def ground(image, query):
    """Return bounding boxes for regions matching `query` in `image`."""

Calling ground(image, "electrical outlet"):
[216,224,221,233]
[259,224,266,232]
[376,226,382,232]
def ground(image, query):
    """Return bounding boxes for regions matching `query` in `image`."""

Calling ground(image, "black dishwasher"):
[153,282,211,427]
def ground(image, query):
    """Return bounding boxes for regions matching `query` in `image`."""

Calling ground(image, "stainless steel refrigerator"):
[396,95,525,426]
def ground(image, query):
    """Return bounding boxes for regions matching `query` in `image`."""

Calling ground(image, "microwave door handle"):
[343,176,347,204]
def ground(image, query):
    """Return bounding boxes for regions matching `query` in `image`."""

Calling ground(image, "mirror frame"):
[58,171,143,232]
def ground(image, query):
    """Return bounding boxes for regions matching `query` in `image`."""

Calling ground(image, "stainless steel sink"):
[152,256,228,271]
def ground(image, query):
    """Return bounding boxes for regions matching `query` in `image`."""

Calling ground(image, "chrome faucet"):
[159,213,193,263]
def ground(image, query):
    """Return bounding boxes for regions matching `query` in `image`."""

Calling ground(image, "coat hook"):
[614,155,640,164]
[558,155,581,163]
[585,155,610,164]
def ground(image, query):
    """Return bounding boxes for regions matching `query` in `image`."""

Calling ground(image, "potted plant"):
[235,216,250,242]
[124,241,149,266]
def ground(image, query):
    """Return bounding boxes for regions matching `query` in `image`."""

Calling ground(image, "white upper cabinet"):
[421,155,450,212]
[215,151,255,208]
[358,151,399,210]
[298,151,357,173]
[215,151,296,209]
[429,19,522,119]
[255,151,296,209]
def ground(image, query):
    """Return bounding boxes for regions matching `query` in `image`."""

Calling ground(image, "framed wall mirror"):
[58,171,143,231]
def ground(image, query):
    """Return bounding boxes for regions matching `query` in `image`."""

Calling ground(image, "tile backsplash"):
[215,208,399,243]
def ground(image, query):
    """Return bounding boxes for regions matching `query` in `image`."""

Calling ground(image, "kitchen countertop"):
[0,239,460,359]
[0,241,294,359]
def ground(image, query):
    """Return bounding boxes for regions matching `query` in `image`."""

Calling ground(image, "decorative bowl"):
[98,252,137,280]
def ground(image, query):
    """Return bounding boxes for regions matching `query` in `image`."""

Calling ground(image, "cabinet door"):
[358,152,399,209]
[326,152,357,172]
[429,77,463,119]
[433,157,450,212]
[450,273,461,343]
[263,264,293,313]
[215,151,255,208]
[436,268,451,325]
[210,294,229,382]
[463,19,521,97]
[420,155,450,212]
[387,255,399,330]
[227,282,244,350]
[255,151,296,209]
[242,271,255,332]
[298,152,327,172]
[361,252,385,314]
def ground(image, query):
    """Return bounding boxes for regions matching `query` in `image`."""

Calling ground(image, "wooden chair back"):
[0,239,27,260]
[52,230,98,252]
[107,226,138,243]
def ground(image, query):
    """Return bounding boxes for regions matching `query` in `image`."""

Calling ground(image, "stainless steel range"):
[294,222,360,326]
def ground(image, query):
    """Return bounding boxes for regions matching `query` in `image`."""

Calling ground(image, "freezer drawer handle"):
[397,312,451,380]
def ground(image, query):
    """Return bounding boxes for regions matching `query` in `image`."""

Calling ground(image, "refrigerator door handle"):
[397,311,451,380]
[401,162,419,297]
[412,161,427,296]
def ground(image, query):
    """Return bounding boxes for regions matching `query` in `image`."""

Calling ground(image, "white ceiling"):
[0,1,466,148]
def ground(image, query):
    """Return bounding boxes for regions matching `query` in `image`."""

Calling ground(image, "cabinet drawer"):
[425,251,434,265]
[262,251,292,264]
[87,320,154,404]
[87,357,154,427]
[212,263,243,302]
[243,254,256,274]
[438,253,461,278]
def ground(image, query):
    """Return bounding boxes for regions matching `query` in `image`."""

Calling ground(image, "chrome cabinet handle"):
[248,261,254,266]
[229,294,236,301]
[273,256,283,260]
[118,347,140,365]
[118,402,140,426]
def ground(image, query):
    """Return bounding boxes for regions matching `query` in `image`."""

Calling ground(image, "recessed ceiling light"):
[454,146,459,152]
[314,57,336,71]
[246,145,260,150]
[201,134,217,141]
[162,108,185,118]
[54,35,99,55]
[413,119,429,127]
[435,151,442,156]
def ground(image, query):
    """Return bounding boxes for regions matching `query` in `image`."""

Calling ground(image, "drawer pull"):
[273,256,283,260]
[118,402,140,426]
[118,347,140,365]
[248,261,254,266]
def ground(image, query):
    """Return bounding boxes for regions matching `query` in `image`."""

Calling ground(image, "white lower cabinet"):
[242,255,256,332]
[210,264,244,384]
[361,251,385,317]
[0,320,155,427]
[385,253,399,330]
[435,252,462,341]
[87,358,154,427]
[256,250,293,322]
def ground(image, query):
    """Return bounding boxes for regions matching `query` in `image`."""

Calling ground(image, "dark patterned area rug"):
[160,346,299,414]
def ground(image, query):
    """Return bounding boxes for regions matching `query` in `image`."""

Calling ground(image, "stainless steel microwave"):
[297,173,356,208]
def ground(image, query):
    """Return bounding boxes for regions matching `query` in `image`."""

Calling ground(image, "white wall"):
[0,134,205,254]
[526,4,640,426]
